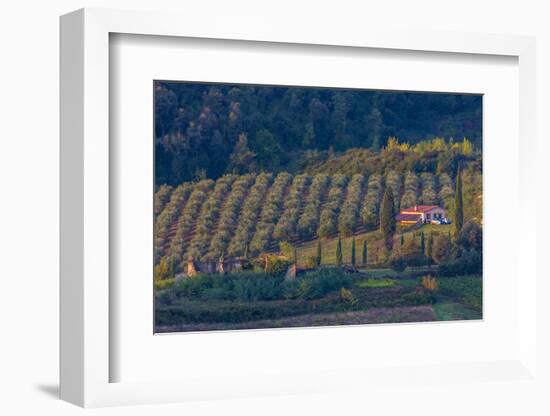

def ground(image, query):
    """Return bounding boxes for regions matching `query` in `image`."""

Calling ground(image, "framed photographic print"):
[60,7,539,408]
[152,81,483,334]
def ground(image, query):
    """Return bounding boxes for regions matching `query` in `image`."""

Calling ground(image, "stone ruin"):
[181,256,245,278]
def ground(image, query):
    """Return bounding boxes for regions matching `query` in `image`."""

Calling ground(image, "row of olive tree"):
[187,175,236,260]
[226,173,273,258]
[360,173,382,228]
[317,174,348,238]
[206,174,256,260]
[249,172,293,255]
[168,179,215,268]
[297,173,331,239]
[154,183,193,262]
[338,174,365,236]
[273,174,309,241]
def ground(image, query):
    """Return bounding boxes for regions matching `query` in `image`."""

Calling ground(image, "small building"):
[396,205,447,225]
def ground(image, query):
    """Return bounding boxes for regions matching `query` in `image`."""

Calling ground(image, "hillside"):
[155,82,482,186]
[154,163,482,273]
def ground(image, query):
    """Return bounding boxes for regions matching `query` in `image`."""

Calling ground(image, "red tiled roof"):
[401,205,441,213]
[396,213,422,222]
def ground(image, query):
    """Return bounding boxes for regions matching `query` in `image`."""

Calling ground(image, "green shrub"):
[339,287,357,306]
[305,255,317,269]
[296,268,352,300]
[439,249,481,276]
[403,287,434,305]
[154,277,176,290]
[389,257,407,272]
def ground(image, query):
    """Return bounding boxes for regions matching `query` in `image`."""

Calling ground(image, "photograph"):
[153,81,483,333]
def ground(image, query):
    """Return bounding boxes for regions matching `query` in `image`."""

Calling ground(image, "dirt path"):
[156,305,436,333]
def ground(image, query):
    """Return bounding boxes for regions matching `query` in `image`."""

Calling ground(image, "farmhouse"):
[396,205,448,225]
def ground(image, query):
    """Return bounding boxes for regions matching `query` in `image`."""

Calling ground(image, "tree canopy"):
[155,81,482,186]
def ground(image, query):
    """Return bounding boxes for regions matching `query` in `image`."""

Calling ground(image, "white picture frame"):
[60,7,538,408]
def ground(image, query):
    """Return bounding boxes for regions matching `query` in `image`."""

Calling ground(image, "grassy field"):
[155,269,482,332]
[355,278,396,288]
[294,223,452,268]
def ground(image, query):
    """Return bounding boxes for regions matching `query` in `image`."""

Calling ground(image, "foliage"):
[400,171,418,209]
[395,237,424,266]
[455,220,482,254]
[338,174,365,236]
[154,184,173,218]
[368,238,391,264]
[432,234,451,264]
[426,233,433,267]
[380,187,396,249]
[420,172,438,205]
[317,174,348,238]
[361,174,383,228]
[454,165,464,236]
[291,268,353,300]
[154,255,176,281]
[154,183,193,261]
[403,287,434,305]
[228,173,272,257]
[462,165,483,224]
[250,172,292,254]
[207,174,255,260]
[306,255,317,269]
[339,287,357,306]
[228,133,257,174]
[316,239,322,267]
[257,255,291,277]
[166,271,285,302]
[438,172,454,210]
[439,249,482,276]
[385,170,402,211]
[154,148,482,275]
[155,82,482,186]
[351,237,356,266]
[273,174,309,241]
[154,278,176,290]
[389,257,407,272]
[297,174,330,239]
[187,175,235,259]
[421,275,439,291]
[336,236,343,266]
[279,241,295,260]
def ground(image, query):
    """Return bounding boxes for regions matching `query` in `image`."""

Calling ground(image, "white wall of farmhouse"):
[421,208,446,222]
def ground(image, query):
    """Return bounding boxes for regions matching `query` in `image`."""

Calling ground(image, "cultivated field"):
[155,167,480,273]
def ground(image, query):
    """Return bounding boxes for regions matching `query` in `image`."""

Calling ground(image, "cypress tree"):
[351,237,356,266]
[380,187,396,250]
[316,239,322,267]
[362,240,367,265]
[336,236,343,266]
[420,232,426,259]
[400,234,404,246]
[427,233,433,268]
[454,164,464,236]
[168,256,175,278]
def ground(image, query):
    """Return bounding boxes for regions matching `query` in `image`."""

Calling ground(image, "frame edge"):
[60,8,85,407]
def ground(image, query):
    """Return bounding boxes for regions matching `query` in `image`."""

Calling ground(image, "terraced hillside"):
[154,166,481,274]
